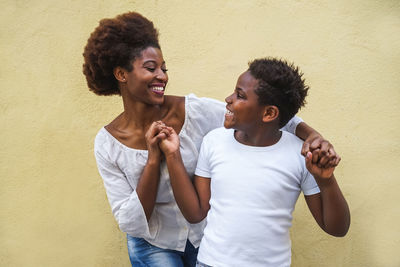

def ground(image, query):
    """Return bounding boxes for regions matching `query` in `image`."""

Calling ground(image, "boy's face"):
[224,71,265,130]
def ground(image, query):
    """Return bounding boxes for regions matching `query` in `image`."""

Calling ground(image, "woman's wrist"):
[147,154,161,166]
[296,122,322,141]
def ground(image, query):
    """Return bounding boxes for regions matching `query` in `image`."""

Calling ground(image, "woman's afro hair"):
[83,12,160,96]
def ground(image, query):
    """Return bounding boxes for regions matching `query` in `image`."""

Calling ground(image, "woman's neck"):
[114,96,167,132]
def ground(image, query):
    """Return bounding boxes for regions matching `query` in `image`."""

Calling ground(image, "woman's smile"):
[150,83,166,96]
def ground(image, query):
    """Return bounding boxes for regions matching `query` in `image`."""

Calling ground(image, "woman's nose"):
[156,69,168,81]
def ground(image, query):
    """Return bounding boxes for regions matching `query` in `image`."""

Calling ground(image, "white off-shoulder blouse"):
[94,94,302,252]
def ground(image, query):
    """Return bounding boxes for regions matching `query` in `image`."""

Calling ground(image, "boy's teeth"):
[152,86,164,92]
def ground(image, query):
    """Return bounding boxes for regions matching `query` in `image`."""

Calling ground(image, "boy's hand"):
[159,126,180,157]
[301,133,341,168]
[305,151,335,179]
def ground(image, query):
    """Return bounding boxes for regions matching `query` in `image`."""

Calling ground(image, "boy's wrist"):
[314,174,335,188]
[313,172,334,179]
[164,150,181,161]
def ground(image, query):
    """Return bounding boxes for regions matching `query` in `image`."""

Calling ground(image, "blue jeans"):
[127,235,198,267]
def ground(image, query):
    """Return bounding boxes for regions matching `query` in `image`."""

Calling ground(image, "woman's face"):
[124,47,168,105]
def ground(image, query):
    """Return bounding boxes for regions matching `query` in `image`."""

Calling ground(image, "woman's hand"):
[145,121,169,162]
[301,132,341,168]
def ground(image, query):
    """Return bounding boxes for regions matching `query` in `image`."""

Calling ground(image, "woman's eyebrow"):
[143,60,165,64]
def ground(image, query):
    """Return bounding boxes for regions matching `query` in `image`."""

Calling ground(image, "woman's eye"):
[146,67,156,72]
[236,92,244,99]
[162,68,168,73]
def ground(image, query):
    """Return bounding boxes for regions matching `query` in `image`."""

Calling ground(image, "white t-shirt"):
[94,94,303,252]
[195,128,320,266]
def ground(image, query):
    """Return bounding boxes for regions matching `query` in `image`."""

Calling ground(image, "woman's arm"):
[296,122,341,168]
[135,159,161,221]
[137,121,171,220]
[304,151,350,237]
[160,127,211,223]
[95,121,169,237]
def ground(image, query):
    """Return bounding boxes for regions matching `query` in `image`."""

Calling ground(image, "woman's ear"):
[262,105,279,123]
[113,67,127,83]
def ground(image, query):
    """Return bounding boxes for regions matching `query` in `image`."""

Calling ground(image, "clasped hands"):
[145,121,180,161]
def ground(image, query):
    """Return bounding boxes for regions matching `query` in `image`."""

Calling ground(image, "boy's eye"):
[162,68,168,73]
[236,92,244,99]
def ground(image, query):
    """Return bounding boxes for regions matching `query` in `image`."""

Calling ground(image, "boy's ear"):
[262,105,279,123]
[113,67,127,83]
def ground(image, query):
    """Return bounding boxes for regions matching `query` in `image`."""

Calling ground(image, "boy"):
[158,58,350,266]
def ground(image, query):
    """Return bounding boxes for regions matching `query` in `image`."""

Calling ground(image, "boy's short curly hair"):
[248,58,309,128]
[83,12,160,96]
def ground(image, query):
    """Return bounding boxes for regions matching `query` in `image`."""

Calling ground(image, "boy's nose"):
[225,93,233,103]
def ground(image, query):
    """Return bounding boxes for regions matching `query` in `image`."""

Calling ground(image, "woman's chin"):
[150,95,165,106]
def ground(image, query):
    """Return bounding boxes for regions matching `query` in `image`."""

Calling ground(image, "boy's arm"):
[160,127,211,224]
[304,151,350,237]
[296,122,341,168]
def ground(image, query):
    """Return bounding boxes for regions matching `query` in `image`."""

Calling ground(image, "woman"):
[83,12,339,267]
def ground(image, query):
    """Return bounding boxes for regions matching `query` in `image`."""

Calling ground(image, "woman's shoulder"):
[165,93,224,111]
[94,126,121,151]
[162,95,185,132]
[164,95,185,114]
[94,127,111,155]
[187,94,224,116]
[182,94,226,135]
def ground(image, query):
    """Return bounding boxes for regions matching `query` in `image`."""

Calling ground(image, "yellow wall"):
[1,0,399,266]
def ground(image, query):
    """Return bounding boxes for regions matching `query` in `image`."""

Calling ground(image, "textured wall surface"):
[1,0,399,266]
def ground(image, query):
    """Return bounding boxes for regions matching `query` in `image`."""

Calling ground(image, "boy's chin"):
[224,124,238,130]
[223,121,233,129]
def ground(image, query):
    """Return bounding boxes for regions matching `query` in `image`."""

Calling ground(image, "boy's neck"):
[234,125,282,147]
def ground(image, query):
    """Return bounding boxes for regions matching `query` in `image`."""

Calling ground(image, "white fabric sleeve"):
[280,115,303,135]
[186,94,226,133]
[94,150,152,238]
[301,170,321,196]
[194,135,212,178]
